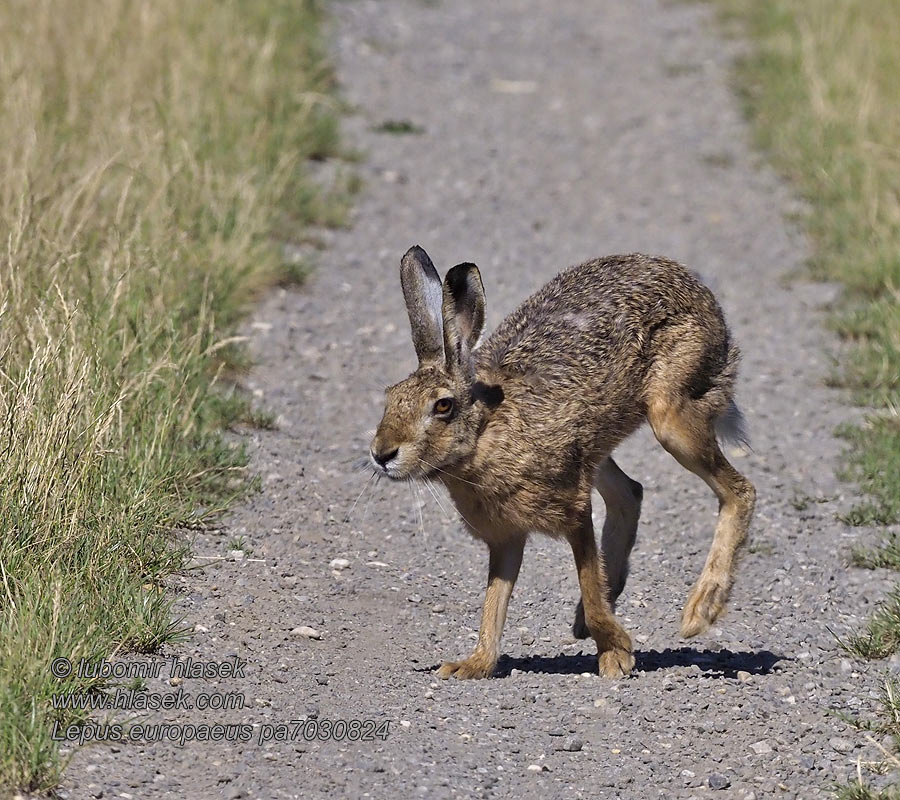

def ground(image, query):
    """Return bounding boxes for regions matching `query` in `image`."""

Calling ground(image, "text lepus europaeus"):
[370,246,756,678]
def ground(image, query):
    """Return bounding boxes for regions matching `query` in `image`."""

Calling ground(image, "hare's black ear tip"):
[446,262,482,291]
[449,262,480,275]
[403,244,427,260]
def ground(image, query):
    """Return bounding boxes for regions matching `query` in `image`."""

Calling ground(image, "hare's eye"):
[432,397,454,416]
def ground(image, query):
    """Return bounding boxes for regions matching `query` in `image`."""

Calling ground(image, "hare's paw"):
[681,574,730,638]
[597,647,634,678]
[437,654,496,680]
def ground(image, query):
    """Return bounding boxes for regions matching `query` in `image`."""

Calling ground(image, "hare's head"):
[370,246,501,480]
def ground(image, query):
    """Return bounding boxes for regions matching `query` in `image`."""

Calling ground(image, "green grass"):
[837,778,900,800]
[372,119,426,135]
[837,790,900,800]
[843,588,900,660]
[0,0,342,792]
[833,679,900,799]
[839,421,900,527]
[853,534,900,572]
[712,0,900,525]
[710,1,900,794]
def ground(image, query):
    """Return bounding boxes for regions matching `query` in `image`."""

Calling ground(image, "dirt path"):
[64,1,891,798]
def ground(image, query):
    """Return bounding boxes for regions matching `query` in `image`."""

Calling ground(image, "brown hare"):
[370,246,756,679]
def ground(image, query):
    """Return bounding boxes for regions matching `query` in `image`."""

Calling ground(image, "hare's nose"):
[372,447,399,468]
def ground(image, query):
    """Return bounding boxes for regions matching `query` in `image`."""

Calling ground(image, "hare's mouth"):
[369,450,408,480]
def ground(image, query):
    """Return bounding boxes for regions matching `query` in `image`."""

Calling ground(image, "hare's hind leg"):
[573,458,643,639]
[438,538,524,680]
[567,505,634,677]
[647,397,756,638]
[596,458,643,606]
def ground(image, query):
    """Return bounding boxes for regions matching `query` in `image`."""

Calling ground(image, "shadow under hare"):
[370,246,756,679]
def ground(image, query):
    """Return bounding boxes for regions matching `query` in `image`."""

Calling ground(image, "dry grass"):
[712,1,900,794]
[0,0,341,791]
[714,0,900,523]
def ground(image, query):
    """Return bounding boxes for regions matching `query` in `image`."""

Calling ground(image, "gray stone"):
[829,737,855,754]
[708,773,730,790]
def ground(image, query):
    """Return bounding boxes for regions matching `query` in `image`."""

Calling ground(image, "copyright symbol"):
[51,657,72,679]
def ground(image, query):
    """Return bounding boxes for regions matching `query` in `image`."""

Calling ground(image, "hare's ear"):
[442,262,485,374]
[400,246,444,364]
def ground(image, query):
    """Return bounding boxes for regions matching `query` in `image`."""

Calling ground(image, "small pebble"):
[330,558,350,571]
[558,736,584,752]
[829,737,854,754]
[736,670,752,682]
[750,740,772,755]
[708,773,730,790]
[292,626,322,640]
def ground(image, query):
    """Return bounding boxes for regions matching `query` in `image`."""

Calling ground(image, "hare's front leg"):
[567,506,634,678]
[438,539,524,680]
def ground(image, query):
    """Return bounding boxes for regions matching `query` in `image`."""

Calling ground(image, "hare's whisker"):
[407,479,428,546]
[343,471,377,525]
[350,456,374,473]
[359,473,380,530]
[417,456,487,490]
[415,481,432,551]
[417,459,488,539]
[421,475,455,523]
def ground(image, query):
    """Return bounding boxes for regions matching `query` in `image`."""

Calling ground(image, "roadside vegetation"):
[0,0,343,791]
[711,0,900,794]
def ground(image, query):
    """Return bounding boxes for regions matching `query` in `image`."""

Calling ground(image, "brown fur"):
[371,247,756,679]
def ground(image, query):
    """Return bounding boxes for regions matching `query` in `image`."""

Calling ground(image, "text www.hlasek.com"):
[52,718,391,747]
[52,688,243,712]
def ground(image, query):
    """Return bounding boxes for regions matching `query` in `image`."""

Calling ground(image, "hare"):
[370,246,756,679]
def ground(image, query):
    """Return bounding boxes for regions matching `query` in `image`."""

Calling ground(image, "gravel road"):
[62,1,895,798]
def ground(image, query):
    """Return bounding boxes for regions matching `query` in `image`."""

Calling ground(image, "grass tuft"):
[843,589,900,660]
[852,534,900,572]
[836,784,900,800]
[0,0,341,792]
[372,119,426,135]
[833,679,900,798]
[838,415,900,526]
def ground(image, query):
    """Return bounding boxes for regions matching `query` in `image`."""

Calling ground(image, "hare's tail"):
[708,341,749,448]
[714,399,749,448]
